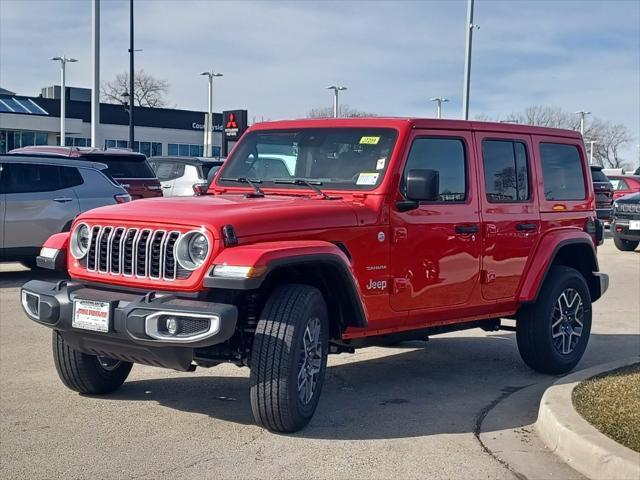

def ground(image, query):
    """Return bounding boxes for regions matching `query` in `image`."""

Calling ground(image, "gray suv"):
[0,156,130,268]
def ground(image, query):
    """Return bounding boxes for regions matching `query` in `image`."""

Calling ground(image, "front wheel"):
[250,284,329,433]
[613,236,639,251]
[516,266,592,374]
[52,331,132,394]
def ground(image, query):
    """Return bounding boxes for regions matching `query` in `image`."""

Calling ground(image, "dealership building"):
[0,86,247,157]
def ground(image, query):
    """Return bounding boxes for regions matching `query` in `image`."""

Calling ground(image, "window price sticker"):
[359,136,380,145]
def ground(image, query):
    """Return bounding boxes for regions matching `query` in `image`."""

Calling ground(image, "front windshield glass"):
[218,128,398,191]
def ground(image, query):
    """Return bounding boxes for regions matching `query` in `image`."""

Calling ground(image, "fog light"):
[166,317,179,335]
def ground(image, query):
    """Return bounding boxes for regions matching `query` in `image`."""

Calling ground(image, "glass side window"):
[402,137,467,202]
[2,163,78,194]
[150,162,178,181]
[540,143,586,201]
[482,140,530,202]
[609,178,628,191]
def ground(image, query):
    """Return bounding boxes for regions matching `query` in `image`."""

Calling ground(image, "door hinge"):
[393,227,408,244]
[481,270,496,284]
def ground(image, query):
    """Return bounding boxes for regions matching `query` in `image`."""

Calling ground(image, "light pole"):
[575,110,591,136]
[200,71,223,157]
[128,0,134,149]
[585,139,598,165]
[50,56,78,147]
[462,0,478,120]
[430,97,449,119]
[327,85,347,118]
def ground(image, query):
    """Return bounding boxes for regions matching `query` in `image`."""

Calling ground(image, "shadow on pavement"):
[106,332,639,440]
[0,268,68,289]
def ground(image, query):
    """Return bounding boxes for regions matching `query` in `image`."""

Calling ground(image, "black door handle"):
[516,223,537,231]
[455,224,480,234]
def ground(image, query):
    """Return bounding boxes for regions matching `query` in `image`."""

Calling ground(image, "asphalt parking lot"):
[1,239,638,480]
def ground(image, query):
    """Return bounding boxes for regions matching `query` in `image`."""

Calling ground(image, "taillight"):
[115,193,132,203]
[193,183,208,196]
[584,218,603,246]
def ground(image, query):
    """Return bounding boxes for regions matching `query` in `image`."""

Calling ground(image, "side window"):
[174,163,186,178]
[610,179,628,191]
[540,143,586,201]
[153,162,178,181]
[482,140,530,202]
[60,167,84,188]
[3,163,70,194]
[403,137,467,202]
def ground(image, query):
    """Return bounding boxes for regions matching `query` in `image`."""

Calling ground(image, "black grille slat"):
[136,230,151,277]
[98,227,112,272]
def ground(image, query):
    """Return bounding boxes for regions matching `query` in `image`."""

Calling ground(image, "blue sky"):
[1,0,639,163]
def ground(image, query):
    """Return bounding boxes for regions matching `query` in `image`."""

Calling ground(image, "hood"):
[616,192,640,203]
[77,194,364,237]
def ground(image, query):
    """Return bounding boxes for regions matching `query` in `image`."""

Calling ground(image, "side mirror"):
[406,169,439,201]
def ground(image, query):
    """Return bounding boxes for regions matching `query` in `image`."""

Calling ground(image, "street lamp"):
[327,85,347,118]
[50,55,78,146]
[462,0,479,120]
[575,110,591,136]
[200,71,223,157]
[430,97,449,119]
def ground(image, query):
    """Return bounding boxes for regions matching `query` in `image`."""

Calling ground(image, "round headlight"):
[175,231,210,270]
[70,224,91,259]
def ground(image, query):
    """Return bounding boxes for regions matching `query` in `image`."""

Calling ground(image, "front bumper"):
[20,280,237,371]
[611,219,640,241]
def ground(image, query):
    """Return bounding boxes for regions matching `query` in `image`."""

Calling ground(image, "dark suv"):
[611,192,640,251]
[10,146,162,200]
[590,166,613,222]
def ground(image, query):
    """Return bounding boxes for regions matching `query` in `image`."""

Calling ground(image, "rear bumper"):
[20,280,237,371]
[595,208,612,221]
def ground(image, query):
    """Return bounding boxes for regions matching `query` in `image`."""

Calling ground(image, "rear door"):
[149,160,178,196]
[475,133,540,300]
[3,162,81,251]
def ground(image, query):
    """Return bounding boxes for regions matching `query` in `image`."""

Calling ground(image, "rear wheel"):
[250,284,329,433]
[517,266,592,374]
[52,331,132,394]
[613,236,639,251]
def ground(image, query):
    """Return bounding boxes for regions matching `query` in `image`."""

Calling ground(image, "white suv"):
[148,157,224,196]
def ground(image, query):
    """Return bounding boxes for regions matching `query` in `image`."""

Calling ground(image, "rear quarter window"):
[539,143,586,201]
[590,169,610,183]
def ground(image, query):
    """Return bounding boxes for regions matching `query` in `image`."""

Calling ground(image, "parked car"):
[590,165,613,222]
[611,192,640,251]
[0,155,130,268]
[9,146,162,200]
[148,156,224,196]
[608,175,640,200]
[22,118,608,433]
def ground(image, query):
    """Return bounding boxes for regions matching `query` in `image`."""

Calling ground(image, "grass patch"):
[573,363,640,452]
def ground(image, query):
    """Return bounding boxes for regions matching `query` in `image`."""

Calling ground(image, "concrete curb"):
[536,357,640,480]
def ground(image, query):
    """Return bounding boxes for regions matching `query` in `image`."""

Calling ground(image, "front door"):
[390,131,482,316]
[475,133,540,300]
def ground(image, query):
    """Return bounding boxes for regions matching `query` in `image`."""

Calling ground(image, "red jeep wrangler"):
[21,118,608,433]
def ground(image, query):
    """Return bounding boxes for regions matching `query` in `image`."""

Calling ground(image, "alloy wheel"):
[297,316,322,405]
[551,288,584,355]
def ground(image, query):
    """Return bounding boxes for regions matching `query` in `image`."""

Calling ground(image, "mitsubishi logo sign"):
[223,110,247,138]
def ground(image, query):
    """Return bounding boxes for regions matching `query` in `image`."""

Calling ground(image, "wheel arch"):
[205,241,368,336]
[520,235,603,303]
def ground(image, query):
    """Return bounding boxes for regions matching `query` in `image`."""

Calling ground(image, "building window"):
[151,142,162,156]
[35,132,48,145]
[116,140,128,149]
[140,141,151,157]
[168,143,204,157]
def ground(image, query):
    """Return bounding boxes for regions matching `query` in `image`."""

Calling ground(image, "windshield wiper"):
[273,178,335,199]
[220,177,265,198]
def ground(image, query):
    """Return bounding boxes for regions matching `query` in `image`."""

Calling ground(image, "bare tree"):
[101,69,170,108]
[493,105,633,169]
[307,104,376,118]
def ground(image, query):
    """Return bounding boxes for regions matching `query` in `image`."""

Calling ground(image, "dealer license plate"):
[72,299,111,332]
[629,220,640,230]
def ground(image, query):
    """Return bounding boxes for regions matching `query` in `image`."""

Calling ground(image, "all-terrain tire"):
[249,284,329,433]
[52,330,132,394]
[516,266,592,374]
[613,236,639,251]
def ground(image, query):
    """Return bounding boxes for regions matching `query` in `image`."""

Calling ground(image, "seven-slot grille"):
[85,226,183,280]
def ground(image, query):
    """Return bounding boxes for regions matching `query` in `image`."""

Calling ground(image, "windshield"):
[218,128,398,191]
[83,154,155,179]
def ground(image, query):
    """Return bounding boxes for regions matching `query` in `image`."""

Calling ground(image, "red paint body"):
[609,175,640,200]
[58,118,598,341]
